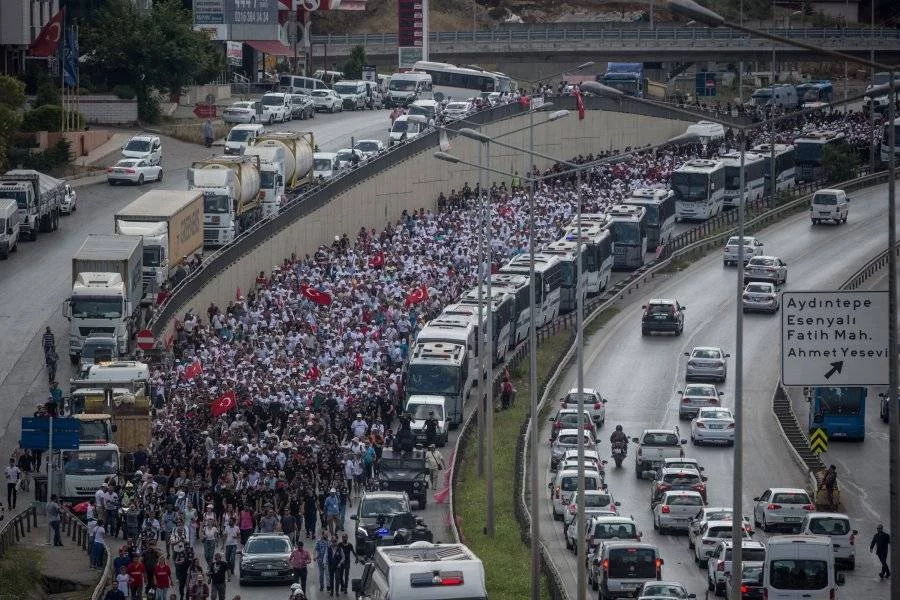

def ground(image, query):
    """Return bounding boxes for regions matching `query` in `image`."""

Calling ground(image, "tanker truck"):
[188,155,263,247]
[254,131,315,190]
[114,190,204,302]
[244,143,287,219]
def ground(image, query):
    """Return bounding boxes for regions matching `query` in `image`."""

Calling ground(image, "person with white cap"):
[324,488,340,536]
[351,414,367,439]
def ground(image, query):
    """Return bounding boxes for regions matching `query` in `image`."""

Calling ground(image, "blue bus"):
[796,80,834,108]
[806,386,866,441]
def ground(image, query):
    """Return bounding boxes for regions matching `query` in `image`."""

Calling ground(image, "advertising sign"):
[398,0,422,48]
[226,40,243,66]
[194,0,226,24]
[227,0,280,25]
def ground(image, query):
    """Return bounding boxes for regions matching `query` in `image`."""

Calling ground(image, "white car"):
[653,490,705,533]
[741,281,779,313]
[353,139,386,160]
[692,518,751,567]
[752,487,815,532]
[549,467,602,521]
[313,152,340,180]
[684,346,729,382]
[311,89,342,113]
[558,449,606,474]
[60,184,77,214]
[259,93,290,124]
[335,148,365,169]
[688,507,753,550]
[677,383,724,420]
[550,428,597,470]
[222,100,259,124]
[121,135,161,165]
[722,235,764,266]
[659,457,704,475]
[561,387,607,428]
[707,539,766,596]
[743,255,788,286]
[798,512,858,569]
[691,407,736,446]
[636,581,695,600]
[106,159,162,185]
[563,489,621,550]
[442,100,474,121]
[389,115,425,146]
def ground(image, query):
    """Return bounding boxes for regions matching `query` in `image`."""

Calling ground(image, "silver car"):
[741,281,779,313]
[677,383,724,420]
[743,255,787,285]
[684,347,729,382]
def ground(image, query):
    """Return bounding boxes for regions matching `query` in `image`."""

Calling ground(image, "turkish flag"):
[369,251,385,269]
[574,89,585,120]
[182,361,202,381]
[306,365,320,381]
[405,284,429,306]
[28,9,64,57]
[354,352,363,370]
[301,286,332,305]
[211,390,237,417]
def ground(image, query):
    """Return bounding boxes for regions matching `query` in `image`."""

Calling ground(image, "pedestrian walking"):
[5,459,20,510]
[91,518,107,568]
[337,533,356,594]
[314,531,329,592]
[326,537,344,596]
[154,559,173,600]
[208,553,228,600]
[871,524,891,579]
[203,119,214,148]
[47,494,62,546]
[222,518,239,581]
[289,541,311,593]
[425,444,445,489]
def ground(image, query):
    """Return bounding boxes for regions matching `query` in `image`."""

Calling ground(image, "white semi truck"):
[65,234,144,362]
[114,190,204,303]
[188,155,263,247]
[243,144,288,219]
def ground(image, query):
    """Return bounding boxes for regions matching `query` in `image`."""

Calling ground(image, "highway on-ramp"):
[537,181,896,599]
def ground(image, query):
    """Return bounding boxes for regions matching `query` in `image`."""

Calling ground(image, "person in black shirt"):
[326,538,344,596]
[337,533,356,593]
[208,553,228,600]
[871,524,891,578]
[423,412,438,447]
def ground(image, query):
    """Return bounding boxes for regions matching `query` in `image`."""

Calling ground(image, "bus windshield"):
[642,205,660,227]
[671,172,709,201]
[816,388,863,415]
[611,221,643,246]
[795,142,824,162]
[406,364,460,395]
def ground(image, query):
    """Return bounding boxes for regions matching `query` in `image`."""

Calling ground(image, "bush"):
[15,138,71,171]
[34,78,59,107]
[112,84,136,100]
[20,105,84,132]
[822,143,860,184]
[138,94,161,124]
[487,6,506,18]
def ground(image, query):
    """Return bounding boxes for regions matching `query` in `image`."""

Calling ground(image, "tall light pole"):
[574,166,587,600]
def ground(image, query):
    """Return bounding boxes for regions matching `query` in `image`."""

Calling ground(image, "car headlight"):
[413,482,420,488]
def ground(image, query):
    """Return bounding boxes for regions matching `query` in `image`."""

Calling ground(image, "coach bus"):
[412,61,515,102]
[623,188,676,250]
[721,150,766,208]
[561,224,614,295]
[500,253,564,327]
[794,130,845,182]
[751,143,796,194]
[671,159,726,222]
[607,204,648,270]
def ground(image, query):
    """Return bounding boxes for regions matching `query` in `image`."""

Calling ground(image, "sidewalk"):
[74,132,132,167]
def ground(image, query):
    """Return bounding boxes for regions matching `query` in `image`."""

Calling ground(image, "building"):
[810,0,860,23]
[0,0,61,75]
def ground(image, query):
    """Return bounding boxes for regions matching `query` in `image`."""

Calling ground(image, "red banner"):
[369,251,385,269]
[301,285,332,305]
[28,9,64,57]
[211,390,237,417]
[183,361,202,381]
[574,90,585,120]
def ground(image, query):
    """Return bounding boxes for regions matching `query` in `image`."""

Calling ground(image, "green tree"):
[822,143,860,184]
[0,75,26,171]
[0,75,25,110]
[342,45,366,80]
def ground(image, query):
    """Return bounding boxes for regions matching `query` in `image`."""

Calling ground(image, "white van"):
[685,121,726,144]
[352,542,486,600]
[313,152,340,180]
[279,74,328,93]
[405,395,449,447]
[386,72,433,107]
[224,123,264,155]
[810,188,849,225]
[258,93,291,124]
[798,512,858,569]
[0,198,21,258]
[389,115,425,147]
[596,541,663,599]
[764,535,845,600]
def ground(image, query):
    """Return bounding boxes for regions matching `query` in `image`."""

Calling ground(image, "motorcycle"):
[611,441,628,468]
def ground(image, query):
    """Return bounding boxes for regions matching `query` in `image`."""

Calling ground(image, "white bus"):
[404,342,471,427]
[489,273,531,349]
[623,188,676,250]
[752,143,796,194]
[721,150,766,208]
[500,253,564,327]
[458,286,515,365]
[607,204,649,270]
[562,224,614,295]
[415,317,479,387]
[411,60,516,103]
[671,159,726,222]
[881,117,900,165]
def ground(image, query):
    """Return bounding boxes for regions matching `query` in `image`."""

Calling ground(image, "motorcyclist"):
[609,425,628,446]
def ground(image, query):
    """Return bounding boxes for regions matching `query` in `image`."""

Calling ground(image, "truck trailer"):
[188,155,263,247]
[0,169,64,240]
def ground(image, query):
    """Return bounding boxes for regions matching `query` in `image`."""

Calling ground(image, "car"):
[238,533,294,585]
[563,490,621,550]
[586,516,642,590]
[633,429,686,479]
[106,159,162,186]
[798,511,858,569]
[723,235,764,266]
[310,89,342,113]
[335,148,366,169]
[557,461,603,484]
[692,519,752,567]
[549,467,603,521]
[684,346,730,382]
[690,407,736,446]
[354,511,433,561]
[723,562,765,600]
[688,507,753,550]
[594,541,664,599]
[752,487,815,532]
[558,449,606,474]
[636,581,696,600]
[259,92,291,123]
[659,457,704,475]
[289,93,316,120]
[550,407,595,441]
[121,135,161,165]
[374,456,429,509]
[389,115,425,146]
[442,100,474,121]
[550,428,597,470]
[60,184,76,214]
[641,298,685,336]
[353,139,386,160]
[743,255,787,285]
[649,467,708,507]
[313,152,340,180]
[653,490,705,533]
[351,491,414,552]
[741,281,779,313]
[561,387,608,428]
[677,383,724,420]
[222,100,259,124]
[707,540,766,596]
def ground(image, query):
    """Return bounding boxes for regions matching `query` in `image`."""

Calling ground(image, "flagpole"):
[59,24,65,133]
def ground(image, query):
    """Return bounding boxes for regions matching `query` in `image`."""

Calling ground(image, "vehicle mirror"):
[853,529,858,535]
[701,476,708,481]
[724,353,731,358]
[631,437,640,443]
[836,573,845,586]
[641,305,647,309]
[683,352,690,356]
[680,439,687,445]
[718,391,724,395]
[752,497,760,501]
[614,501,621,506]
[350,515,358,520]
[677,390,684,395]
[688,595,697,599]
[549,417,556,421]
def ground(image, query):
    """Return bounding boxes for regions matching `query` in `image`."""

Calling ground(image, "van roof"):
[377,542,476,564]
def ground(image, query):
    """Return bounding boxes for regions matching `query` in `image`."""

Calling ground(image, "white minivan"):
[798,512,858,570]
[810,188,849,225]
[0,198,21,258]
[764,535,845,600]
[224,123,264,155]
[313,152,340,180]
[389,115,425,147]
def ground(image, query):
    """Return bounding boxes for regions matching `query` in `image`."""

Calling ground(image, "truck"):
[253,131,315,189]
[114,190,204,302]
[864,72,900,117]
[599,63,646,98]
[0,169,64,241]
[188,155,263,247]
[65,234,144,362]
[56,442,121,500]
[632,428,687,479]
[244,143,287,219]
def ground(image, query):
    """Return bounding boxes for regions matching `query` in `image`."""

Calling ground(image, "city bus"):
[458,285,515,365]
[411,61,516,102]
[880,117,900,165]
[415,316,479,388]
[561,223,614,295]
[404,342,471,427]
[796,80,834,108]
[623,188,676,250]
[500,253,564,327]
[721,150,766,208]
[489,273,531,348]
[607,204,648,270]
[794,130,846,182]
[671,159,726,222]
[751,143,796,194]
[805,386,866,441]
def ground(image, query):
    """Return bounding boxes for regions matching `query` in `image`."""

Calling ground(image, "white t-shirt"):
[223,524,240,546]
[116,573,129,594]
[94,524,106,544]
[5,466,20,484]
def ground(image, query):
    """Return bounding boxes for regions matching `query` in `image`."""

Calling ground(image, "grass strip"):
[0,546,43,596]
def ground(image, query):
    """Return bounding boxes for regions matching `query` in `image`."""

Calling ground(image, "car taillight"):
[554,487,560,499]
[568,504,576,515]
[716,560,725,572]
[829,589,836,600]
[727,423,735,429]
[803,503,816,511]
[594,403,602,410]
[661,506,670,513]
[657,484,671,492]
[703,539,716,545]
[637,447,642,457]
[742,294,750,300]
[106,167,113,172]
[696,422,706,428]
[767,503,782,510]
[741,585,749,594]
[850,532,856,546]
[693,483,706,492]
[602,559,609,572]
[710,398,719,404]
[553,422,562,429]
[124,168,135,174]
[682,397,692,404]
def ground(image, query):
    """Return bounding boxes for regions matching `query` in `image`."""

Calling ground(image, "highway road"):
[0,108,392,466]
[536,181,897,599]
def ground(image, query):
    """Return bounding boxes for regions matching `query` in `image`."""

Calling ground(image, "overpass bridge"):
[309,26,900,72]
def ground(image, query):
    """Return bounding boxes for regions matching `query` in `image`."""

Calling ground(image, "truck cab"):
[77,333,119,377]
[58,442,120,500]
[66,272,131,360]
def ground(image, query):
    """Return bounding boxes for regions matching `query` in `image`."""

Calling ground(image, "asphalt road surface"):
[536,181,897,599]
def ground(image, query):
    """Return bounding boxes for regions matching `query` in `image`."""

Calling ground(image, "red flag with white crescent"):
[301,286,332,305]
[28,9,64,57]
[182,361,202,381]
[369,251,385,269]
[211,390,237,417]
[405,284,429,306]
[354,352,363,370]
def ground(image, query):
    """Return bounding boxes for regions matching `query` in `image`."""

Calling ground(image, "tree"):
[81,0,223,122]
[0,75,25,110]
[822,143,860,184]
[0,75,25,171]
[342,45,366,80]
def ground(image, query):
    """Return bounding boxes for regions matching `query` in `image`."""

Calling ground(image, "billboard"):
[226,40,243,66]
[398,0,422,47]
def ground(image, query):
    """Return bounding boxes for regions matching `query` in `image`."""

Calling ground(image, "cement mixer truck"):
[254,131,315,190]
[188,155,263,247]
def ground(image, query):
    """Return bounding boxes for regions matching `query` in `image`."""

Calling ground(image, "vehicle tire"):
[72,202,76,212]
[847,555,855,570]
[699,558,708,569]
[726,439,735,447]
[419,496,427,510]
[157,170,163,182]
[761,514,770,532]
[641,328,649,337]
[753,513,760,529]
[10,242,16,253]
[653,516,659,531]
[268,114,274,125]
[69,353,78,365]
[676,323,683,336]
[137,175,144,186]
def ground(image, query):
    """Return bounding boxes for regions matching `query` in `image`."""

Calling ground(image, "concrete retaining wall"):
[160,108,688,337]
[76,95,138,125]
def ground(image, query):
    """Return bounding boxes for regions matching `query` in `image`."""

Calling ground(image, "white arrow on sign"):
[781,290,889,386]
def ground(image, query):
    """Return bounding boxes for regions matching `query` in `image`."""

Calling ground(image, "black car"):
[724,562,764,600]
[290,94,316,120]
[879,390,891,423]
[376,456,429,509]
[641,298,685,336]
[351,492,432,560]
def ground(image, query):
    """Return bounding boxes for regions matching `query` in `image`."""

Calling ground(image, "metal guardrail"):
[60,507,114,600]
[0,506,37,559]
[843,240,900,291]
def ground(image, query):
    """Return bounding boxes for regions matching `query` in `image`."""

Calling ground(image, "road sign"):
[809,427,828,454]
[781,290,889,386]
[136,329,156,351]
[20,417,80,450]
[193,103,217,119]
